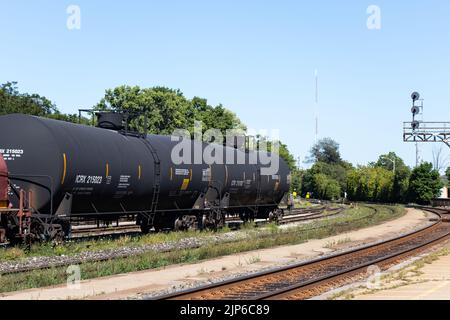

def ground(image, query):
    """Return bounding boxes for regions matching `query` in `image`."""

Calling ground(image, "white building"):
[439,186,449,199]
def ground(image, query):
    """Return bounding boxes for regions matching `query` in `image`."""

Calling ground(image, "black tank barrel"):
[0,114,290,218]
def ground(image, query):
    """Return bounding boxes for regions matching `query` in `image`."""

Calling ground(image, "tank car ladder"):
[254,167,262,218]
[141,138,161,227]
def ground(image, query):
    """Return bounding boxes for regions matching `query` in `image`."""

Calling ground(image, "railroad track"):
[156,206,450,300]
[71,223,140,238]
[0,206,346,275]
[70,206,341,239]
[279,207,343,225]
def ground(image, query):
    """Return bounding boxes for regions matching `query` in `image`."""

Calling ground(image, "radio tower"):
[314,69,319,144]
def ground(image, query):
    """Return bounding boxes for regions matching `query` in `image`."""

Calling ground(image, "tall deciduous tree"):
[346,166,394,202]
[432,146,449,173]
[375,152,411,203]
[313,173,341,200]
[94,85,246,135]
[408,162,443,204]
[290,169,303,194]
[307,138,342,164]
[0,82,57,116]
[0,82,81,123]
[301,138,351,199]
[446,167,450,185]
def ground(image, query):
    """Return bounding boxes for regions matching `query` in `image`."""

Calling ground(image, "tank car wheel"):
[175,215,197,231]
[269,209,283,224]
[51,228,65,245]
[30,221,46,241]
[153,223,162,233]
[140,223,151,234]
[44,223,64,244]
[53,219,71,239]
[174,218,184,231]
[201,211,224,231]
[239,213,249,223]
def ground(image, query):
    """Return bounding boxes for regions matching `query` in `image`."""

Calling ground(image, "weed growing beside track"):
[0,205,404,294]
[0,205,334,262]
[0,228,232,262]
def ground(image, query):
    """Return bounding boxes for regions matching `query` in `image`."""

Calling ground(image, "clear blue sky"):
[1,1,450,169]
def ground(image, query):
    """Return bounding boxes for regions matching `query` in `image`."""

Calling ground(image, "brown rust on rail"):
[158,207,450,301]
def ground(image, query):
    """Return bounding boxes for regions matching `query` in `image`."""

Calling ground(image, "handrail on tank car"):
[78,108,150,137]
[208,179,223,208]
[6,174,54,216]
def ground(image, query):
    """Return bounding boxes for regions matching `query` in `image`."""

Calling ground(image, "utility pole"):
[415,142,420,167]
[381,156,396,173]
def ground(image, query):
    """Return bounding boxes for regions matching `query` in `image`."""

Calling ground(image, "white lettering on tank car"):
[118,175,131,189]
[7,184,15,196]
[87,176,102,184]
[202,168,211,182]
[75,175,87,184]
[72,186,94,195]
[231,180,244,187]
[175,168,190,176]
[119,175,130,182]
[75,175,102,184]
[0,148,24,161]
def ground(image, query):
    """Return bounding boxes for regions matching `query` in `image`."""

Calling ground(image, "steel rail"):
[69,206,341,238]
[156,207,448,300]
[0,206,345,275]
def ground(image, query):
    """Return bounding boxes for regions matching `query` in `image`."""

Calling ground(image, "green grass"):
[0,205,404,294]
[0,204,342,262]
[0,228,226,262]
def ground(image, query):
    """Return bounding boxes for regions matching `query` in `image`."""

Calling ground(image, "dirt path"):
[0,208,431,300]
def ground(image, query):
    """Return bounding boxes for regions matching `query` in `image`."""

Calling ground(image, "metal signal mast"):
[403,92,450,166]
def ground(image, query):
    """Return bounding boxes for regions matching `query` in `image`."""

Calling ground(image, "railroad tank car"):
[0,113,290,242]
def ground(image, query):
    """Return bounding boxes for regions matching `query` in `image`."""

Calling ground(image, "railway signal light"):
[410,91,422,130]
[411,92,420,102]
[411,106,420,116]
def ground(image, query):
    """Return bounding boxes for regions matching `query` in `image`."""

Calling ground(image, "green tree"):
[192,97,246,134]
[267,140,296,171]
[311,162,349,193]
[446,167,450,185]
[300,167,344,200]
[290,169,303,194]
[301,162,353,199]
[307,138,342,164]
[0,82,57,116]
[95,85,246,135]
[407,162,443,204]
[96,85,191,135]
[375,152,411,203]
[0,82,83,123]
[346,166,394,202]
[313,174,341,200]
[300,138,351,199]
